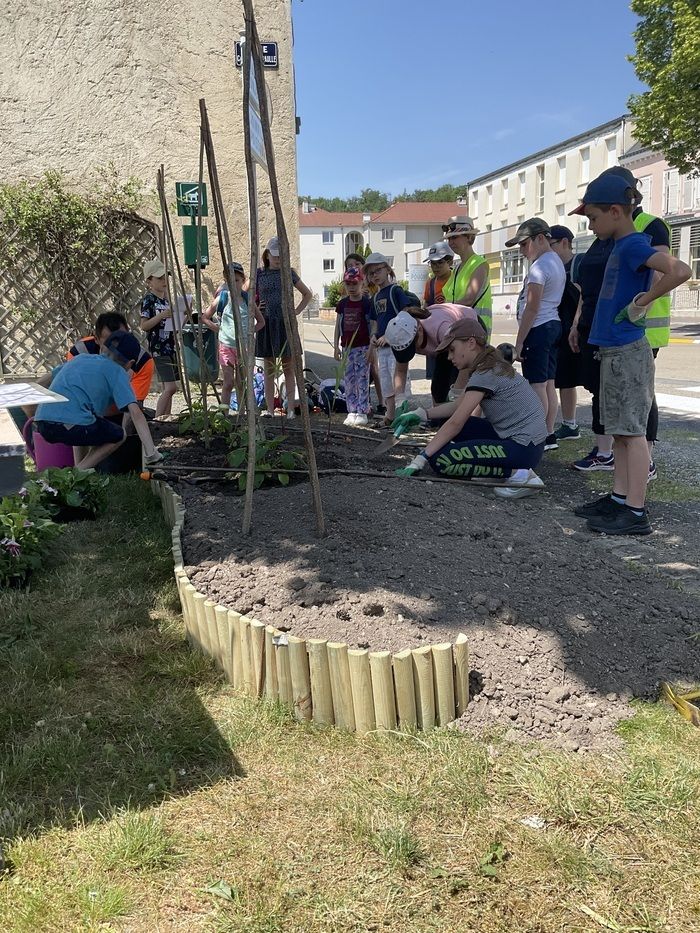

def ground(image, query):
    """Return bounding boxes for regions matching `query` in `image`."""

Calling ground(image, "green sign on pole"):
[175,181,208,218]
[182,225,209,268]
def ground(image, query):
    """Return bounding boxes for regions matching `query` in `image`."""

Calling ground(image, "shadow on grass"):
[0,475,241,848]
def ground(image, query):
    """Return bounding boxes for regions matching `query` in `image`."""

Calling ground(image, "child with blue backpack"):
[365,252,413,422]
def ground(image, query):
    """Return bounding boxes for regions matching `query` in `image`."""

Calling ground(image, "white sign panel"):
[250,107,267,170]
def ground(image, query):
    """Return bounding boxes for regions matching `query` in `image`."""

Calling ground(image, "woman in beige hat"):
[440,217,493,337]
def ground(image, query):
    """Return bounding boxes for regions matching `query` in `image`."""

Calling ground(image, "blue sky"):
[292,0,645,198]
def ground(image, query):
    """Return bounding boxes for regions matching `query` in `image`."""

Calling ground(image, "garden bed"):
[155,418,700,752]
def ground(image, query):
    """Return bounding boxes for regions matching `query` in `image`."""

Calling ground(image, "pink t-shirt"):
[420,304,480,356]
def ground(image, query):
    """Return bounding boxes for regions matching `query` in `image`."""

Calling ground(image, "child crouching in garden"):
[334,267,375,426]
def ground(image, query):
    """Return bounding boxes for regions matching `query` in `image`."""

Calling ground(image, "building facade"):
[299,201,459,304]
[466,117,635,311]
[0,1,300,283]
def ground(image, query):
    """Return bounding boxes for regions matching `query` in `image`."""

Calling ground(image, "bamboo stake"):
[156,165,192,410]
[308,639,334,726]
[412,646,436,731]
[194,129,210,450]
[240,27,260,535]
[243,0,325,537]
[327,642,356,732]
[392,649,417,730]
[369,652,397,731]
[249,618,266,697]
[432,643,456,726]
[288,635,312,721]
[215,605,231,679]
[264,626,278,700]
[453,633,470,716]
[228,609,243,688]
[347,649,376,735]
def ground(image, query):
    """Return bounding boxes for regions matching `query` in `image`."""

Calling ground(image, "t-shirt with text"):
[589,232,655,348]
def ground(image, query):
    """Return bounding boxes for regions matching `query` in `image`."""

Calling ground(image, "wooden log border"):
[154,480,470,732]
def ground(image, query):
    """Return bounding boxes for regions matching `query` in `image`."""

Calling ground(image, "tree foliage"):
[299,183,464,213]
[628,0,700,174]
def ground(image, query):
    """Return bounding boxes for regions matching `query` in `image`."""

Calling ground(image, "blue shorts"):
[35,418,125,447]
[521,320,562,384]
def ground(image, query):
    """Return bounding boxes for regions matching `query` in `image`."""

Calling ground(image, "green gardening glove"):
[392,406,428,435]
[395,453,429,478]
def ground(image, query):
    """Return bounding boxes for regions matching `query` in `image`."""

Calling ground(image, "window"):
[605,136,617,168]
[579,147,590,184]
[323,258,335,272]
[671,226,682,259]
[557,156,566,191]
[639,175,652,206]
[471,189,479,215]
[664,169,680,213]
[485,223,492,231]
[381,227,394,241]
[486,185,493,213]
[578,218,588,233]
[690,224,700,278]
[502,248,525,285]
[517,214,525,225]
[501,178,509,209]
[384,255,394,267]
[556,203,565,220]
[322,230,334,244]
[536,164,545,213]
[518,171,526,203]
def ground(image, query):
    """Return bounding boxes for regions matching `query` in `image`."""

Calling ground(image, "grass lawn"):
[1,475,699,932]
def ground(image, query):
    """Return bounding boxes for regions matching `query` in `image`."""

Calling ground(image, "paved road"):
[301,313,700,417]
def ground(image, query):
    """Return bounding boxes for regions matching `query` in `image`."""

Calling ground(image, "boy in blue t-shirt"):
[569,173,691,535]
[35,332,163,471]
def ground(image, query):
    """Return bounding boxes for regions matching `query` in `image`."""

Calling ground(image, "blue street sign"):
[235,40,278,69]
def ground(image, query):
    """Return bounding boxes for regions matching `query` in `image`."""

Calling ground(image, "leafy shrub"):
[226,432,305,491]
[33,468,110,516]
[324,278,345,309]
[178,399,233,440]
[0,493,62,587]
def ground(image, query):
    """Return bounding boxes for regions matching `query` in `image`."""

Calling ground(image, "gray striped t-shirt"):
[467,368,547,446]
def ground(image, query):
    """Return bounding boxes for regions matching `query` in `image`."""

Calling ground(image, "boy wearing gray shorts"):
[568,174,690,535]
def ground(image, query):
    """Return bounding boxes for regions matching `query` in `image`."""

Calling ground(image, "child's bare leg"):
[618,435,648,509]
[385,395,396,421]
[156,382,177,418]
[73,446,88,466]
[221,365,235,407]
[281,357,296,412]
[75,438,125,470]
[545,380,558,434]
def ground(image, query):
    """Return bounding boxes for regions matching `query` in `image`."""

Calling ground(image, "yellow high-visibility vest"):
[442,253,492,337]
[634,210,671,349]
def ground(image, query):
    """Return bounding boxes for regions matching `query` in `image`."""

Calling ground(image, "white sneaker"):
[343,413,356,426]
[353,414,368,426]
[286,410,296,420]
[493,469,545,499]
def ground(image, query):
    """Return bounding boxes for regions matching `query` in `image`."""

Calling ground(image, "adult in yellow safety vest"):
[441,216,493,338]
[601,167,671,474]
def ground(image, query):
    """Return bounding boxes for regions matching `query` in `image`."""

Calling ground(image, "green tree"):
[628,0,700,175]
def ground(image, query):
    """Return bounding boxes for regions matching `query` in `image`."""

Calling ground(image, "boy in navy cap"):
[35,331,163,471]
[569,173,690,535]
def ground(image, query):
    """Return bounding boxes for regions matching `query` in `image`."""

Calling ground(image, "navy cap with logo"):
[504,218,551,247]
[569,174,638,215]
[103,331,144,364]
[548,225,575,243]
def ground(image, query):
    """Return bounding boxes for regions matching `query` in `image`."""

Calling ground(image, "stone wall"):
[0,0,299,285]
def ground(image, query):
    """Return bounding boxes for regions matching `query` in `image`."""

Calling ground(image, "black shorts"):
[35,417,125,447]
[578,327,601,394]
[554,328,584,390]
[154,355,179,384]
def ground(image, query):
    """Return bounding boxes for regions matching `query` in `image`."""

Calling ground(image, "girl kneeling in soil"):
[393,318,547,499]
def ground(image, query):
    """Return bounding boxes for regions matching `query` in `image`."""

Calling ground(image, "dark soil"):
[156,417,700,753]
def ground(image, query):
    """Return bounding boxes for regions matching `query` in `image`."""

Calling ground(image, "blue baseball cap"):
[103,331,144,363]
[548,225,575,242]
[569,174,637,215]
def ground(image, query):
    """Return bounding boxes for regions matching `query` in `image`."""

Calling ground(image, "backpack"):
[387,284,422,316]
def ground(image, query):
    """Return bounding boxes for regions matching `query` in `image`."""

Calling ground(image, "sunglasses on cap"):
[441,221,475,234]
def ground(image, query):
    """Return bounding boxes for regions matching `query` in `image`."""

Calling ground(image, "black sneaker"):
[544,433,559,451]
[574,494,624,519]
[375,404,387,416]
[587,508,652,536]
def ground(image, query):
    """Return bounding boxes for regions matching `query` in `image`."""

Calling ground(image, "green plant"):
[324,278,345,308]
[100,809,176,871]
[33,467,110,516]
[178,398,234,440]
[0,492,62,587]
[226,432,305,490]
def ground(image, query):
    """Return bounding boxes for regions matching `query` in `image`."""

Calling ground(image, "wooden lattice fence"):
[0,212,161,377]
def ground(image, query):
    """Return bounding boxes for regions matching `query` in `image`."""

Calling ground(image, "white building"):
[299,201,460,304]
[465,116,636,311]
